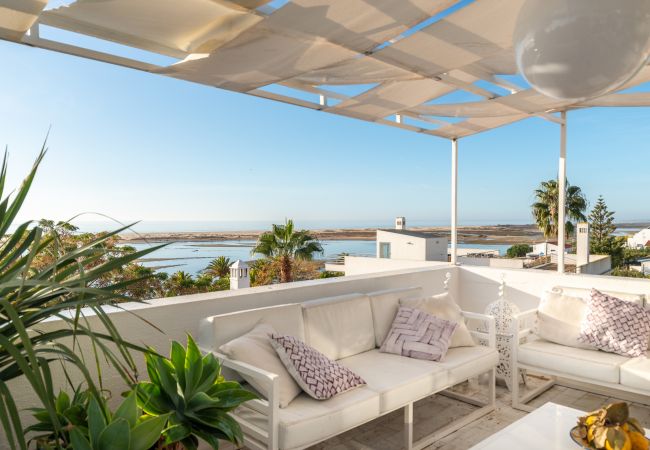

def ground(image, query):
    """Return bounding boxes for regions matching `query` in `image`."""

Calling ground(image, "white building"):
[376,229,448,262]
[627,227,650,249]
[530,241,570,257]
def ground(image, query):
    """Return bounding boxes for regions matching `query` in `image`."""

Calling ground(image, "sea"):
[125,240,512,276]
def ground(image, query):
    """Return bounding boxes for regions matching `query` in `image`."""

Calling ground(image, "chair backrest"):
[301,293,375,360]
[367,287,423,347]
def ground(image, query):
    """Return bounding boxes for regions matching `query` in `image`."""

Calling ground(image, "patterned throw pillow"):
[578,289,650,357]
[380,306,458,361]
[270,335,366,400]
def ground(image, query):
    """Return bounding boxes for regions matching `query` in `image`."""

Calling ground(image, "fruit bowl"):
[572,403,648,450]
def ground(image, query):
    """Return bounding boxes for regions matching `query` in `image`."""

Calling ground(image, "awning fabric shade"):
[3,0,650,140]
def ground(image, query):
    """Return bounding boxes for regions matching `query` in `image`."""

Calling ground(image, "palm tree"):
[165,270,196,296]
[204,256,232,278]
[251,219,324,283]
[532,179,587,239]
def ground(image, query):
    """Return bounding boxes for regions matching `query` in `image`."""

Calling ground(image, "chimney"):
[229,259,250,290]
[576,222,590,268]
[395,216,406,230]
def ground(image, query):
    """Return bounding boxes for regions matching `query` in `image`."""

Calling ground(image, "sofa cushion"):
[219,323,302,408]
[270,335,366,400]
[620,354,650,392]
[368,287,423,347]
[438,346,499,385]
[237,387,380,450]
[301,293,375,360]
[380,306,457,361]
[339,349,448,413]
[578,289,650,357]
[400,292,476,348]
[550,286,645,307]
[518,339,628,384]
[198,303,305,352]
[537,290,594,349]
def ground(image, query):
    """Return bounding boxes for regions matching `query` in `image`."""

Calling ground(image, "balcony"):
[8,263,650,449]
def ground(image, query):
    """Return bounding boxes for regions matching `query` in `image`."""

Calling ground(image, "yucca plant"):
[136,335,257,450]
[0,144,166,450]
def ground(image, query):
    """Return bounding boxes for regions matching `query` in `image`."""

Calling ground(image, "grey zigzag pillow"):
[270,335,366,400]
[578,289,650,357]
[380,306,458,361]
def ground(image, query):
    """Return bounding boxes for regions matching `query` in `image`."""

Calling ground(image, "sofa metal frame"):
[214,311,497,450]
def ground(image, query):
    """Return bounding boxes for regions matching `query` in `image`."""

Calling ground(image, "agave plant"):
[0,144,166,450]
[27,390,169,450]
[136,335,257,450]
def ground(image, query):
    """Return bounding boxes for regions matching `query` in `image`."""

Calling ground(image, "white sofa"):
[511,286,650,411]
[199,286,498,450]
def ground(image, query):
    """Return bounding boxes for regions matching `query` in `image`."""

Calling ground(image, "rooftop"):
[378,229,447,239]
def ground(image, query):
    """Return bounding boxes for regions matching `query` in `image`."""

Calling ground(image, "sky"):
[1,24,650,230]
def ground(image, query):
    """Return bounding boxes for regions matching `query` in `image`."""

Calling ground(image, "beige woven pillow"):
[219,323,301,408]
[400,292,475,348]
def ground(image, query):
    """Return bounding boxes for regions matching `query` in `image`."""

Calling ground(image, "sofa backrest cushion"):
[301,293,374,360]
[537,290,595,349]
[198,303,305,353]
[368,287,423,347]
[550,286,645,307]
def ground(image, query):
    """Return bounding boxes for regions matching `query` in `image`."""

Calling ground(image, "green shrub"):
[506,244,533,258]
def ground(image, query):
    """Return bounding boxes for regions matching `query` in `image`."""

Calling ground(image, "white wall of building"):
[376,230,447,261]
[628,227,650,248]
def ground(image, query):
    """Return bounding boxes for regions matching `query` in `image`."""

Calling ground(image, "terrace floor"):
[305,376,650,450]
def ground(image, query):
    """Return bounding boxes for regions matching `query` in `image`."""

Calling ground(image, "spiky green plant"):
[136,335,257,450]
[0,144,165,450]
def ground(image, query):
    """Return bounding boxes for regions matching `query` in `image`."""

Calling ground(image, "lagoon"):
[126,240,512,275]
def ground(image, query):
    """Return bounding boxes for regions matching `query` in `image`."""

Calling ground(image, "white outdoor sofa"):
[198,286,498,450]
[511,286,650,412]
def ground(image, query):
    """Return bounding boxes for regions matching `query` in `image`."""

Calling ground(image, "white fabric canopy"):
[2,0,650,139]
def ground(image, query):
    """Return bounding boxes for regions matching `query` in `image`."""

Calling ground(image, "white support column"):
[557,111,567,274]
[451,138,458,265]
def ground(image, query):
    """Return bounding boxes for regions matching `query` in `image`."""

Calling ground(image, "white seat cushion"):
[438,346,498,385]
[237,387,380,450]
[301,293,375,360]
[518,340,628,384]
[368,287,423,347]
[620,354,650,392]
[338,349,448,413]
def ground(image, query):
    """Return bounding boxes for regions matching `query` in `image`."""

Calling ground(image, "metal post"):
[451,138,458,265]
[557,111,567,273]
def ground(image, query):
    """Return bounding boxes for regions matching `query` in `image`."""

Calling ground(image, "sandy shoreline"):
[117,222,648,246]
[118,224,539,245]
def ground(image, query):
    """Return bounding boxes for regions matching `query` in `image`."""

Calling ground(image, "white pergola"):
[3,0,650,272]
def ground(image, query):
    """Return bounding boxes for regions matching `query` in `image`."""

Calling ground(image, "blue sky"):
[2,37,650,229]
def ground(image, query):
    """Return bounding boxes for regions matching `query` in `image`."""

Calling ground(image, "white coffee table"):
[470,402,648,449]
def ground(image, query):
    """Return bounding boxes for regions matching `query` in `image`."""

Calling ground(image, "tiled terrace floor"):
[307,377,650,450]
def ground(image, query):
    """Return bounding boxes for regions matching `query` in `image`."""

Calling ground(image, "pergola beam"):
[450,138,458,265]
[557,111,567,274]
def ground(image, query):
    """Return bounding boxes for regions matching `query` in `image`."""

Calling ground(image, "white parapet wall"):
[457,265,650,312]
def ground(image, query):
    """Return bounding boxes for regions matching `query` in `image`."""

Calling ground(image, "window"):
[379,242,391,259]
